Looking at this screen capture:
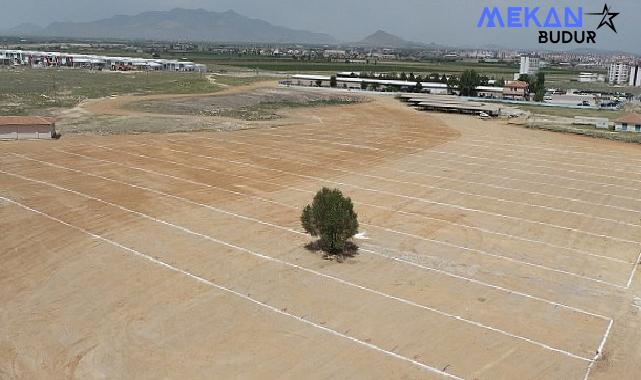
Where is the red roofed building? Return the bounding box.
[0,116,57,140]
[502,80,529,101]
[614,113,641,133]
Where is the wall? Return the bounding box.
[0,124,54,140]
[614,122,641,132]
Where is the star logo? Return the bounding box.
[587,4,620,33]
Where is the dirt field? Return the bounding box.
[126,87,361,120]
[2,90,641,380]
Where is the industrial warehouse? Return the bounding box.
[287,74,530,102]
[0,49,207,72]
[398,94,502,116]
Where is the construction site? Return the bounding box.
[3,80,641,380]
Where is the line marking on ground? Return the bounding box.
[12,152,620,319]
[255,131,641,194]
[582,319,614,380]
[184,136,641,228]
[104,141,641,246]
[86,140,634,265]
[626,250,641,288]
[10,152,615,320]
[206,136,641,216]
[0,168,602,361]
[48,149,635,288]
[288,126,641,178]
[263,126,641,180]
[0,195,464,380]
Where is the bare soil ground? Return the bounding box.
[2,90,641,380]
[55,81,360,135]
[126,87,362,120]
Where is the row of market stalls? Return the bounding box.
[0,49,207,72]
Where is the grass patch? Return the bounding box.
[190,56,520,76]
[521,122,641,144]
[211,74,275,87]
[0,67,217,115]
[204,98,361,120]
[518,104,626,120]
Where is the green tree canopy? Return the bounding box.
[301,188,359,253]
[458,70,481,96]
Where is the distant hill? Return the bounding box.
[5,8,337,44]
[2,23,43,36]
[358,30,423,48]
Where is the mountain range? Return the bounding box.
[0,8,434,48]
[1,8,337,44]
[357,30,425,48]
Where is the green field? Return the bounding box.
[518,104,626,119]
[522,122,641,144]
[41,49,525,77]
[0,68,270,116]
[189,56,521,77]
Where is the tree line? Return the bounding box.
[334,70,545,101]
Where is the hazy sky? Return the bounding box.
[3,0,640,52]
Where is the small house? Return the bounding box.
[502,81,529,101]
[614,113,641,133]
[0,117,56,140]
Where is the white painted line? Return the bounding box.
[357,243,610,321]
[95,140,634,265]
[284,124,641,173]
[274,131,641,205]
[247,129,641,194]
[290,119,638,167]
[461,135,641,168]
[213,136,641,216]
[8,155,610,320]
[426,149,641,188]
[0,170,597,362]
[361,222,626,290]
[626,250,641,288]
[65,137,641,207]
[354,201,630,265]
[292,126,641,177]
[255,131,641,194]
[449,143,641,178]
[189,137,641,228]
[50,148,634,287]
[0,195,463,380]
[11,153,616,320]
[120,142,641,246]
[582,319,614,380]
[393,168,641,214]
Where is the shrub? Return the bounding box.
[301,188,359,254]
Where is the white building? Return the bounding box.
[519,55,540,76]
[629,65,641,87]
[323,50,347,58]
[577,72,605,83]
[0,49,207,72]
[288,74,452,94]
[614,114,641,132]
[608,63,630,85]
[0,117,56,140]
